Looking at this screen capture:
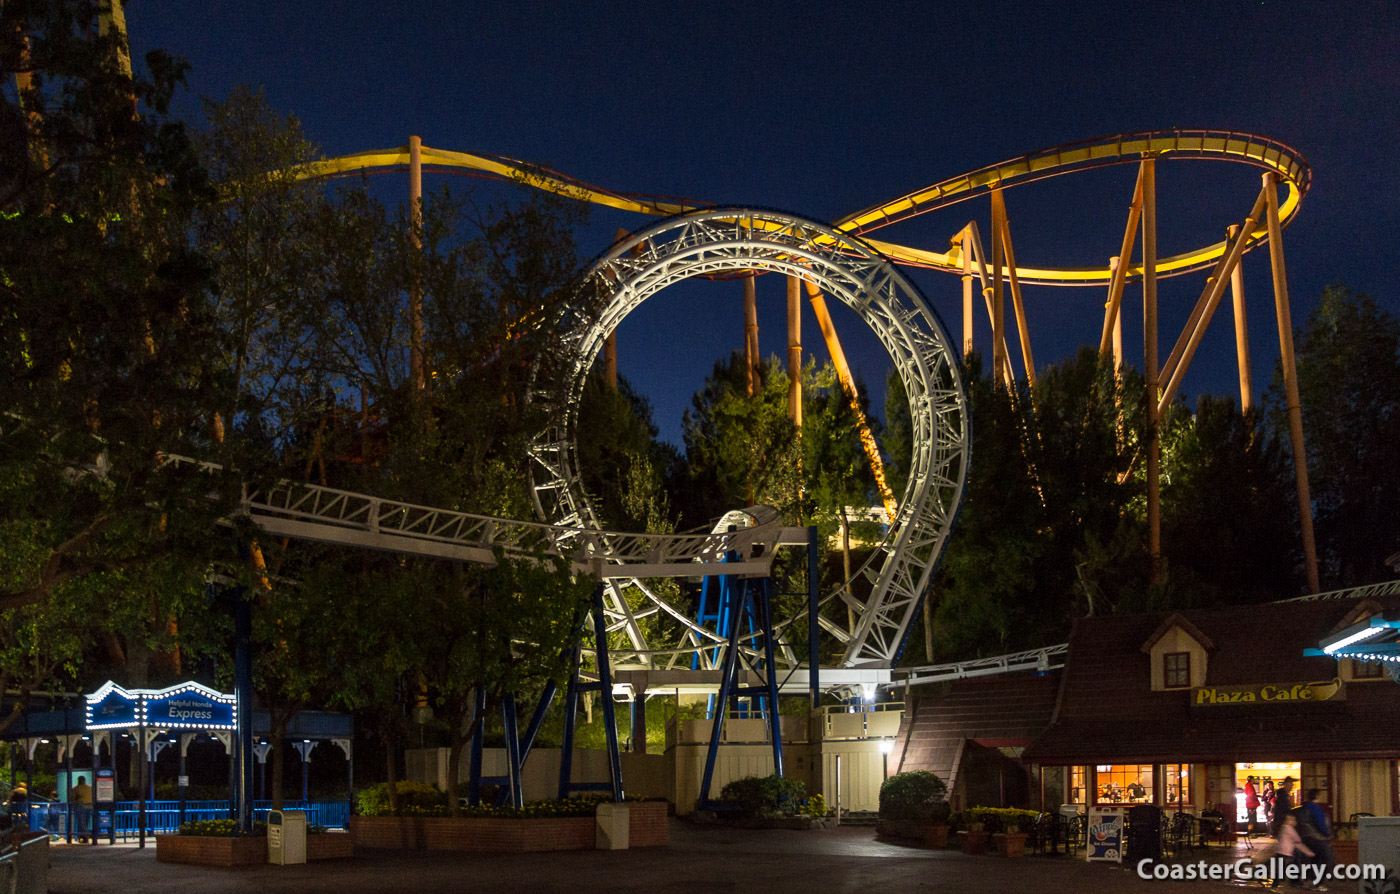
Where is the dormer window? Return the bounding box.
[1164,652,1191,689]
[1141,612,1214,692]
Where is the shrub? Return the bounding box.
[356,782,448,817]
[178,819,268,837]
[965,807,1039,833]
[801,794,829,818]
[878,771,949,824]
[719,774,807,818]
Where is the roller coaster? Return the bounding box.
[236,128,1319,688]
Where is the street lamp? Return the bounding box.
[879,737,895,781]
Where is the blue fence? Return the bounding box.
[19,799,350,838]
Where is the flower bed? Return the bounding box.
[155,833,266,868]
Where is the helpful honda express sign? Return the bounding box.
[144,686,235,730]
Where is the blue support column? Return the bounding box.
[756,578,784,776]
[591,593,624,803]
[468,687,486,806]
[556,646,581,801]
[501,696,523,808]
[233,588,254,833]
[557,585,624,802]
[698,574,747,811]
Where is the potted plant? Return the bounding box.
[997,811,1034,857]
[924,800,952,849]
[960,810,989,855]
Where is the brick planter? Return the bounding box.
[307,831,355,861]
[351,815,593,852]
[627,801,669,847]
[155,834,265,868]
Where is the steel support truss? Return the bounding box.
[529,208,970,668]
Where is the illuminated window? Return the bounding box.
[1163,763,1191,806]
[1069,766,1086,804]
[1095,765,1154,804]
[1164,652,1191,689]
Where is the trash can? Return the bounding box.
[267,809,307,865]
[1358,816,1400,893]
[1124,805,1161,864]
[596,802,630,850]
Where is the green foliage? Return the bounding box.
[963,807,1039,833]
[718,774,807,818]
[356,782,610,819]
[878,771,949,823]
[179,820,268,837]
[1270,285,1400,587]
[356,781,446,817]
[800,793,829,818]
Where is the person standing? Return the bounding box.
[1245,776,1262,827]
[1299,789,1335,878]
[69,775,92,842]
[1271,778,1295,838]
[5,782,27,825]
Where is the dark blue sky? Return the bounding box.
[128,1,1400,447]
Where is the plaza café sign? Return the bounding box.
[1191,678,1343,707]
[85,680,237,731]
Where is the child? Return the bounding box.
[1276,814,1318,889]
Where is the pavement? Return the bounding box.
[44,822,1318,894]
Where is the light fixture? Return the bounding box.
[878,739,895,755]
[1322,622,1388,655]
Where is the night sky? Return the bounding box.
[127,1,1400,447]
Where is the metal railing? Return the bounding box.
[21,799,349,839]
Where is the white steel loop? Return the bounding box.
[530,208,971,668]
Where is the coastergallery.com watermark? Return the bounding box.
[1136,858,1388,885]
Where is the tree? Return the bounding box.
[1271,285,1400,587]
[0,2,237,696]
[1159,397,1300,602]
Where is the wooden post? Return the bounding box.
[1142,159,1161,583]
[787,275,802,426]
[1228,224,1253,413]
[409,135,425,393]
[1263,173,1320,593]
[961,230,974,357]
[990,189,1007,386]
[744,275,759,398]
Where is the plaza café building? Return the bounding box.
[1022,593,1400,827]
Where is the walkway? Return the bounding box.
[43,821,1300,894]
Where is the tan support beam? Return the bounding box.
[960,228,974,357]
[1263,172,1321,594]
[803,281,897,521]
[964,223,1016,384]
[604,227,631,389]
[1098,167,1146,357]
[1142,158,1161,582]
[990,189,1008,386]
[1228,224,1254,413]
[787,275,802,426]
[1110,259,1124,371]
[409,135,425,393]
[744,275,759,398]
[1157,192,1267,416]
[995,203,1036,385]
